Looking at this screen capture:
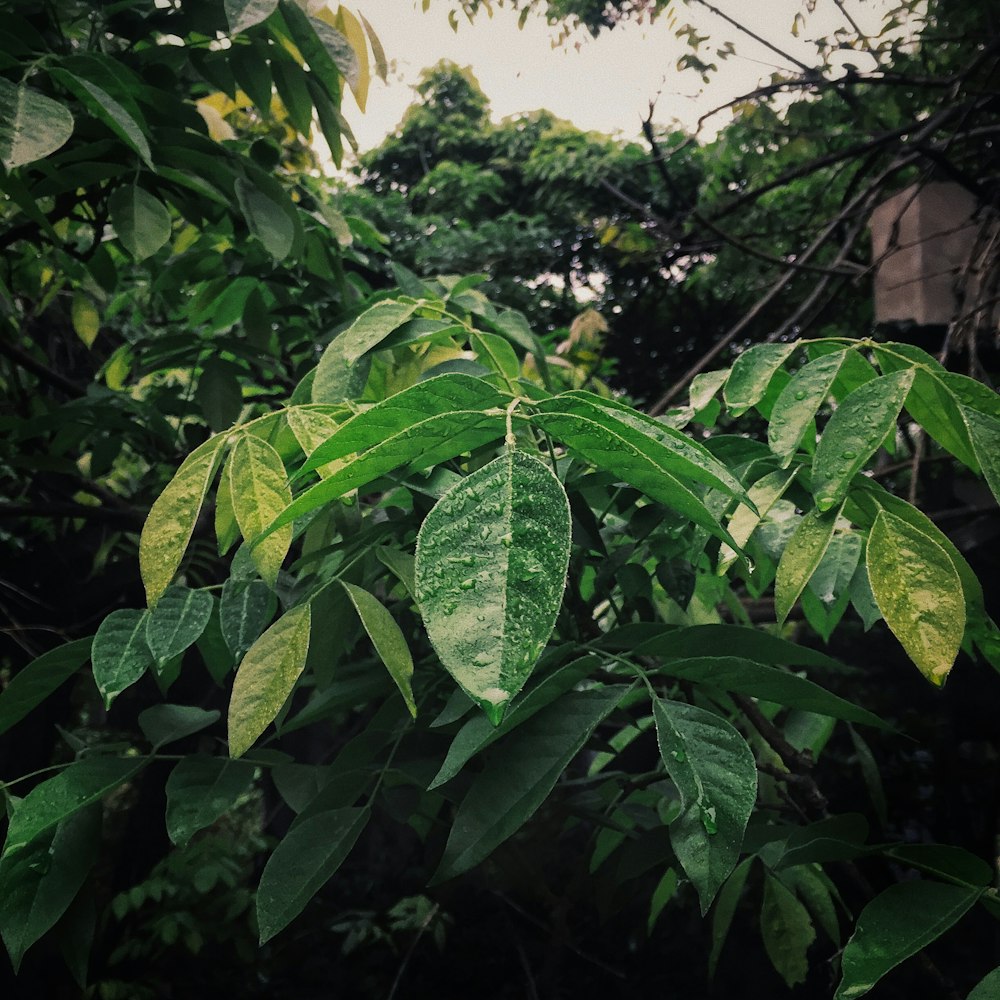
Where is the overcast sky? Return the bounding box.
[342,0,904,155]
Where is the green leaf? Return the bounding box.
[220,578,276,662]
[968,967,1000,1000]
[835,882,981,1000]
[228,603,311,758]
[761,873,816,987]
[49,71,151,166]
[215,461,240,555]
[269,377,508,537]
[0,639,91,737]
[235,176,294,261]
[226,0,279,35]
[375,547,416,599]
[708,857,753,979]
[165,756,256,846]
[92,609,155,707]
[108,185,171,261]
[256,806,369,943]
[775,505,842,624]
[432,686,626,882]
[229,434,293,587]
[647,867,678,933]
[144,586,213,665]
[0,808,99,972]
[70,292,100,347]
[530,409,741,550]
[0,79,74,168]
[2,758,144,858]
[962,405,1000,507]
[866,510,965,685]
[718,467,798,573]
[140,437,227,606]
[652,697,757,913]
[415,450,571,724]
[341,582,416,717]
[196,360,243,431]
[812,370,913,510]
[306,14,360,93]
[536,391,747,498]
[646,656,887,729]
[768,350,847,464]
[313,300,419,403]
[723,343,796,416]
[138,704,220,749]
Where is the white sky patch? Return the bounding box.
[341,0,913,156]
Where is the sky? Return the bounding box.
[340,0,907,156]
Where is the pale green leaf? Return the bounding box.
[761,873,815,987]
[341,581,416,717]
[415,450,571,724]
[690,369,729,411]
[812,370,913,510]
[723,343,796,416]
[2,758,144,857]
[835,882,981,1000]
[229,434,292,586]
[962,405,1000,507]
[138,704,220,749]
[866,510,964,685]
[92,609,155,707]
[220,577,276,662]
[359,12,388,81]
[0,79,74,168]
[235,177,294,261]
[432,687,626,882]
[308,14,360,93]
[0,808,99,972]
[312,300,420,404]
[228,603,311,758]
[49,71,151,166]
[70,292,100,347]
[775,505,842,624]
[652,697,757,913]
[165,755,256,845]
[768,350,847,463]
[718,467,798,573]
[0,639,92,737]
[108,185,171,261]
[215,461,239,555]
[144,586,213,665]
[256,806,369,943]
[140,436,227,606]
[225,0,279,34]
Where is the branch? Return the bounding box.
[0,333,84,397]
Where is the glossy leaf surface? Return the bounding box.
[92,609,155,707]
[108,185,171,261]
[723,343,796,415]
[653,697,757,913]
[866,510,964,685]
[415,450,571,723]
[144,586,213,665]
[775,506,842,624]
[768,350,847,463]
[0,80,74,168]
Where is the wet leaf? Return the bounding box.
[962,405,1000,507]
[835,882,981,999]
[775,505,842,624]
[220,578,276,662]
[228,604,311,758]
[718,467,798,573]
[341,582,416,717]
[92,609,155,707]
[140,437,226,606]
[866,510,964,685]
[0,639,92,737]
[768,350,847,464]
[144,586,213,665]
[415,450,571,723]
[723,343,796,416]
[108,185,171,261]
[652,697,757,913]
[229,434,292,586]
[812,370,913,510]
[257,807,369,943]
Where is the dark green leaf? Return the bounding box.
[144,586,213,665]
[235,176,294,261]
[709,857,753,979]
[761,873,815,987]
[256,806,369,943]
[962,405,1000,507]
[0,639,91,737]
[138,705,220,749]
[653,697,757,912]
[768,350,847,464]
[165,755,256,845]
[968,967,1000,1000]
[226,0,279,35]
[92,609,155,707]
[220,578,276,662]
[108,185,171,261]
[723,343,796,416]
[775,505,843,624]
